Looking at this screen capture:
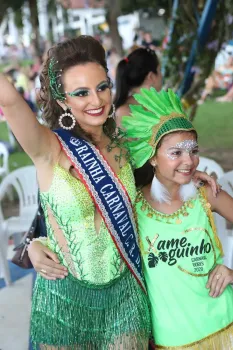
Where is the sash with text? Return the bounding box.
[54,129,146,292]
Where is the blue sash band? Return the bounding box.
[54,129,146,292]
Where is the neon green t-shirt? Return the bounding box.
[136,187,233,348]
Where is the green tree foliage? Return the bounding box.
[162,0,233,120]
[0,0,24,24]
[14,8,24,29]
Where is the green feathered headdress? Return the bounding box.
[122,88,196,168]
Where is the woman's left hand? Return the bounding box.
[192,170,221,197]
[206,264,233,297]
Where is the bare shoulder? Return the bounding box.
[116,104,131,117]
[115,104,131,128]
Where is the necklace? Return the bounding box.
[136,189,194,225]
[105,128,130,168]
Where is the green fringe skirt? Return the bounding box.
[30,269,151,349]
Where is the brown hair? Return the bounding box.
[39,35,115,140]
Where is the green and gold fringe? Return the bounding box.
[30,269,151,349]
[155,321,233,349]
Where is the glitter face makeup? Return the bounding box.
[166,140,199,160]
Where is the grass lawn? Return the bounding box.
[0,121,10,141]
[193,100,233,149]
[0,121,32,171]
[0,99,233,172]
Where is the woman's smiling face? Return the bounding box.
[59,62,112,131]
[152,131,199,187]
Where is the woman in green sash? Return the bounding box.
[122,88,233,349]
[0,36,151,349]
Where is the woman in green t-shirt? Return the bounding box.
[122,88,233,349]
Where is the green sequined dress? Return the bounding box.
[30,163,150,349]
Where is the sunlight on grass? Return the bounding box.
[193,101,233,149]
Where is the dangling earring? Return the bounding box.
[108,104,116,119]
[150,165,171,204]
[58,108,76,130]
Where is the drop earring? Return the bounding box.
[58,108,76,130]
[108,104,116,119]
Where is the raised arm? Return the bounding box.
[0,73,56,163]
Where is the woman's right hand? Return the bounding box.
[28,241,68,280]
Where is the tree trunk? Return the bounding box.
[28,0,40,56]
[105,0,123,56]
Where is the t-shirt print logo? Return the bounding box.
[148,251,168,268]
[146,234,168,268]
[145,228,216,276]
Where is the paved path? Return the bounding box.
[0,246,34,350]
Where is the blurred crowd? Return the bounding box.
[0,27,165,122]
[1,27,233,125]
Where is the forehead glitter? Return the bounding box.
[167,140,199,160]
[174,140,198,151]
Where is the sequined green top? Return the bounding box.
[40,163,137,286]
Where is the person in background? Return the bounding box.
[199,56,233,103]
[29,56,43,81]
[17,87,37,114]
[114,47,162,127]
[216,83,233,102]
[142,31,160,51]
[14,63,30,96]
[133,27,145,46]
[102,33,113,57]
[107,47,122,91]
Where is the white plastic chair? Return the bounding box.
[214,170,233,269]
[0,166,38,285]
[0,142,9,178]
[197,156,224,179]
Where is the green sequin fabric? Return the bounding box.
[40,163,137,285]
[31,269,150,349]
[155,117,194,144]
[30,163,151,349]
